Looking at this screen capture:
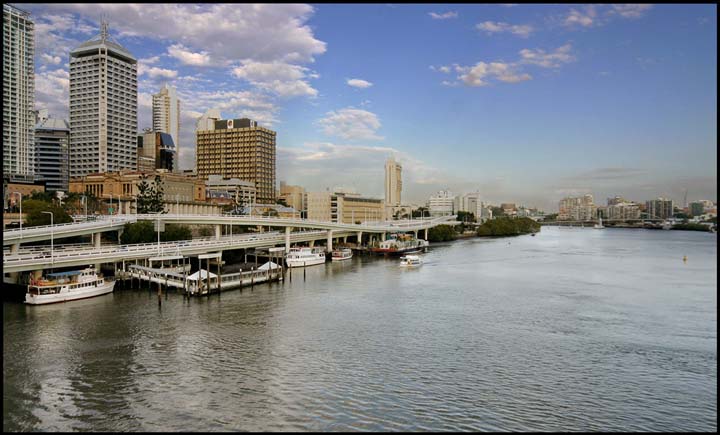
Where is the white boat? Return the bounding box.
[331,248,353,261]
[594,216,605,229]
[399,255,423,267]
[286,247,327,268]
[25,267,115,305]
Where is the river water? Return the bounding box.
[3,227,717,431]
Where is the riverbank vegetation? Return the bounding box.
[427,224,458,242]
[671,223,713,232]
[476,217,541,237]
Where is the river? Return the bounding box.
[3,227,717,431]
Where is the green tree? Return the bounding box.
[491,207,505,217]
[120,221,156,244]
[427,224,458,242]
[198,226,213,237]
[411,207,429,218]
[24,200,73,227]
[161,224,192,242]
[477,217,540,237]
[136,174,166,213]
[456,211,476,223]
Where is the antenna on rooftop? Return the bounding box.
[100,15,109,42]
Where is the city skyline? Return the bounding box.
[18,3,718,210]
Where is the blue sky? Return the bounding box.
[20,3,717,210]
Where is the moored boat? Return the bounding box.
[25,267,115,305]
[286,247,327,268]
[331,248,353,261]
[371,234,429,256]
[399,255,423,267]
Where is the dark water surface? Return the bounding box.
[3,227,717,431]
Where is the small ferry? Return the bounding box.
[399,255,423,267]
[371,234,429,256]
[331,248,353,261]
[26,267,115,305]
[286,247,327,268]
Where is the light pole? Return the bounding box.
[81,194,87,221]
[176,193,179,220]
[12,191,22,238]
[41,211,54,266]
[104,193,113,216]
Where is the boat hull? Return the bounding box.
[286,256,326,268]
[331,254,353,261]
[25,280,116,305]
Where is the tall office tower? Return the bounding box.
[3,4,35,177]
[384,155,402,207]
[35,117,70,191]
[196,117,277,203]
[152,83,180,169]
[69,19,137,177]
[645,197,674,220]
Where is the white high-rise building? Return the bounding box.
[152,83,180,168]
[69,19,137,177]
[385,155,402,207]
[428,190,456,216]
[3,4,35,177]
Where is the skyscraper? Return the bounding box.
[3,4,35,177]
[152,83,180,169]
[69,19,137,177]
[385,155,402,208]
[35,117,70,191]
[196,117,276,203]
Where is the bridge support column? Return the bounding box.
[424,228,428,241]
[357,231,363,246]
[414,230,418,239]
[285,226,292,252]
[309,240,315,247]
[215,224,221,240]
[8,244,20,283]
[94,233,102,248]
[381,232,386,241]
[327,230,333,252]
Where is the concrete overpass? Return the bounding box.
[3,229,356,273]
[3,214,458,246]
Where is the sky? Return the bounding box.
[19,3,718,211]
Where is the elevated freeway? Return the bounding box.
[3,229,354,273]
[3,214,458,246]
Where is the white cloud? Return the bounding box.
[34,68,70,118]
[139,56,160,64]
[564,6,597,27]
[610,4,653,19]
[167,44,214,67]
[519,44,575,68]
[317,108,384,141]
[476,21,534,38]
[347,78,373,88]
[433,44,574,87]
[41,53,62,65]
[232,60,318,98]
[456,62,532,86]
[429,11,458,20]
[26,4,326,65]
[138,64,178,79]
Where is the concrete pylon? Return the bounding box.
[285,226,293,251]
[357,231,363,246]
[424,228,428,240]
[215,224,221,240]
[327,230,333,252]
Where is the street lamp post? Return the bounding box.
[104,193,113,216]
[41,211,54,266]
[12,192,22,238]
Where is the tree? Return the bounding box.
[198,226,213,237]
[412,207,429,218]
[477,217,540,237]
[491,207,505,217]
[136,174,166,213]
[161,224,192,242]
[120,221,156,244]
[427,224,458,242]
[24,200,73,227]
[456,211,475,223]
